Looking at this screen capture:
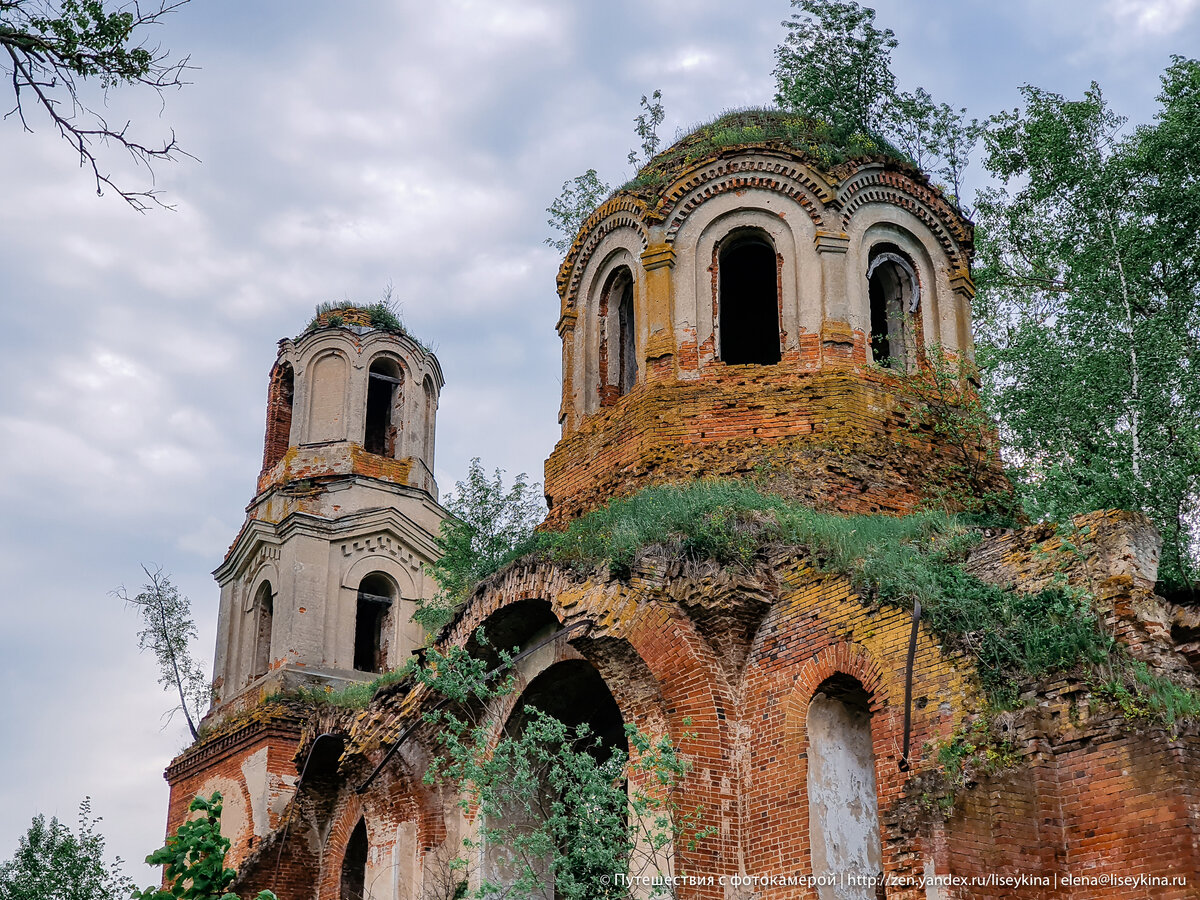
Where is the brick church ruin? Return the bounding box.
[163,112,1200,899]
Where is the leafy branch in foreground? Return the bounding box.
[115,565,209,740]
[133,792,276,900]
[0,0,194,209]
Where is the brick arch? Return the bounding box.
[838,168,972,270]
[317,793,366,900]
[437,563,738,887]
[781,642,921,892]
[783,642,889,750]
[558,197,651,308]
[662,157,830,241]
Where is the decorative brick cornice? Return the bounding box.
[164,716,305,784]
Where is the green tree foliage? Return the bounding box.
[0,0,192,209]
[545,168,611,254]
[133,793,275,900]
[772,0,897,139]
[115,566,210,740]
[0,799,132,900]
[418,459,545,631]
[772,1,979,204]
[546,88,666,253]
[974,60,1200,592]
[417,644,711,899]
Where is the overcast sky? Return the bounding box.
[1,0,1197,884]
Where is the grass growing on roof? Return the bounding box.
[427,480,1117,707]
[290,667,412,709]
[615,107,914,200]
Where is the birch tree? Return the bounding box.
[974,62,1200,593]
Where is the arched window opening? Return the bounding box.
[354,573,394,674]
[262,363,294,470]
[617,277,637,396]
[597,267,637,406]
[339,818,368,900]
[422,375,436,467]
[251,582,273,681]
[867,246,919,371]
[807,675,882,898]
[364,358,402,457]
[719,235,780,365]
[485,660,627,898]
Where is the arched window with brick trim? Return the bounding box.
[339,818,368,900]
[807,674,882,896]
[262,362,294,470]
[867,244,920,371]
[598,266,637,405]
[718,231,780,365]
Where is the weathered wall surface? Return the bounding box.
[204,511,1200,900]
[543,367,1006,527]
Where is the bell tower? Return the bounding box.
[211,306,446,710]
[164,307,446,865]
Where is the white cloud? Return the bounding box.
[1104,0,1200,36]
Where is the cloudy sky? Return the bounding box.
[1,0,1197,883]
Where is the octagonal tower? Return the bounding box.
[211,306,447,712]
[544,111,1000,526]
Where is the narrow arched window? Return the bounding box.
[807,675,882,895]
[339,818,368,900]
[867,247,919,371]
[251,583,273,681]
[422,376,436,467]
[364,358,402,456]
[617,277,637,396]
[262,363,294,470]
[354,573,394,673]
[719,234,780,365]
[597,267,637,405]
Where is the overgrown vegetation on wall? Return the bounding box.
[421,479,1196,718]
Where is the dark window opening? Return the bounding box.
[339,818,368,900]
[617,278,637,395]
[868,247,917,371]
[262,363,294,470]
[354,573,393,673]
[719,237,780,365]
[364,359,401,456]
[868,270,893,365]
[251,583,273,681]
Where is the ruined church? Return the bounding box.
[163,112,1200,899]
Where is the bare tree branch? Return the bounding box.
[0,0,195,210]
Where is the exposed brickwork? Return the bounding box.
[164,715,303,871]
[544,366,1006,527]
[260,361,294,475]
